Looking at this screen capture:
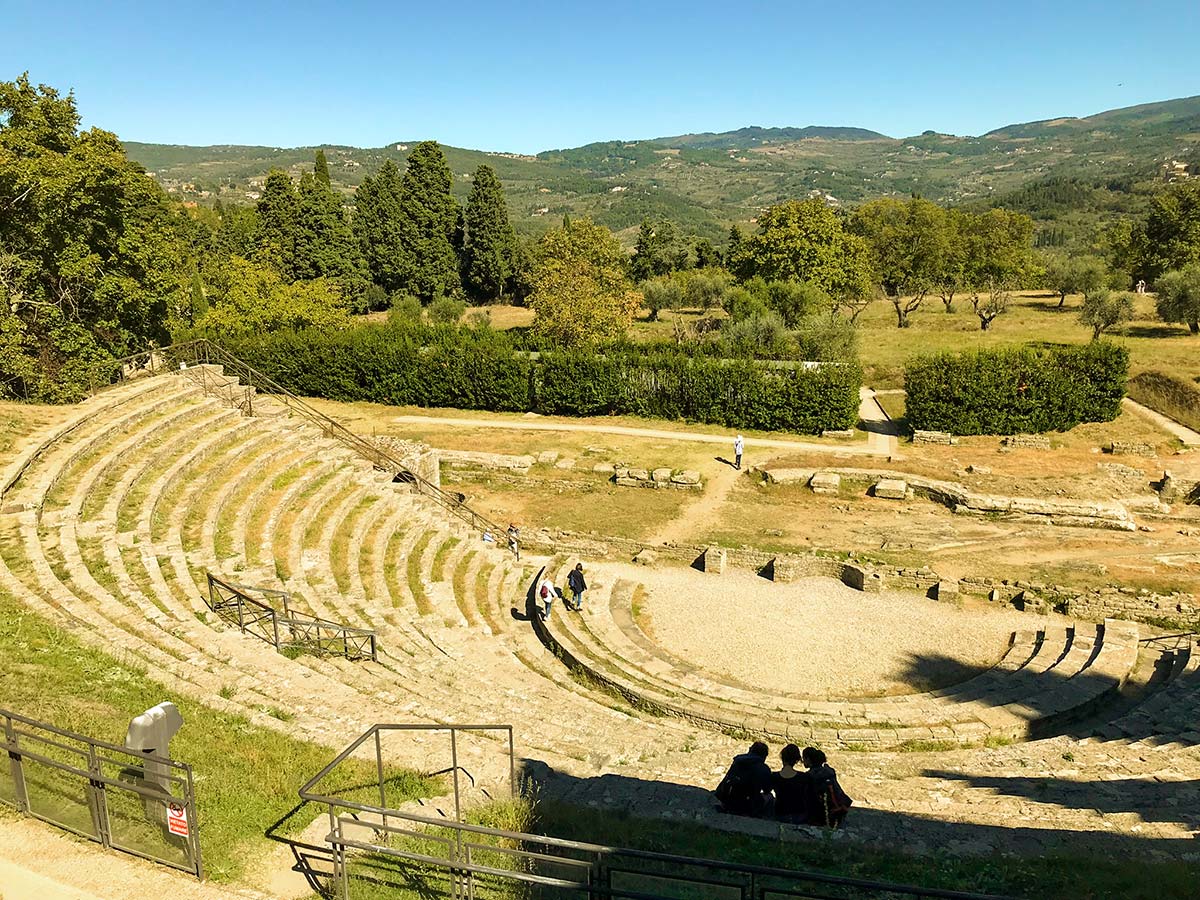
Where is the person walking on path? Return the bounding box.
[567,563,587,612]
[538,574,558,620]
[734,433,744,470]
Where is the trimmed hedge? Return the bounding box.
[1127,370,1200,433]
[225,326,861,433]
[904,342,1128,435]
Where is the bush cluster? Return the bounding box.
[226,325,861,433]
[904,342,1128,435]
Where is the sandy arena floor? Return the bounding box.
[622,566,1052,697]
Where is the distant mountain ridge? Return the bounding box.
[124,94,1200,246]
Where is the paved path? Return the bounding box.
[857,387,902,457]
[391,415,896,457]
[1122,397,1200,446]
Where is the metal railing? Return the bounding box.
[206,573,377,661]
[88,340,513,549]
[1139,631,1198,651]
[1,707,203,878]
[298,724,1022,900]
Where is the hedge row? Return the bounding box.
[224,327,861,433]
[1127,370,1200,433]
[904,342,1128,435]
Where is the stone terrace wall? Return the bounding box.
[526,528,1198,629]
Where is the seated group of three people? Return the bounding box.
[715,741,852,827]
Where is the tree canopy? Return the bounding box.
[461,164,517,302]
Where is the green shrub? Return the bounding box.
[227,324,861,433]
[904,342,1128,435]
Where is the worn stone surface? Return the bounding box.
[702,546,726,574]
[1002,434,1052,450]
[809,472,841,495]
[671,470,701,485]
[935,580,960,602]
[873,478,908,500]
[632,549,657,566]
[763,467,813,485]
[592,463,616,474]
[536,450,560,465]
[820,429,855,439]
[913,430,956,445]
[651,467,673,483]
[1110,440,1157,456]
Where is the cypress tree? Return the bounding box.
[396,140,461,300]
[462,164,516,302]
[295,169,361,282]
[353,160,408,293]
[255,169,298,278]
[314,148,331,187]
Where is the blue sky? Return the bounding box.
[8,0,1198,153]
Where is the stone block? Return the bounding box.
[651,467,673,483]
[536,451,559,465]
[821,429,855,439]
[703,546,726,574]
[615,477,651,488]
[935,580,960,602]
[913,430,956,445]
[809,472,841,495]
[671,470,701,485]
[1109,441,1156,456]
[763,468,813,485]
[1002,434,1051,450]
[555,458,576,469]
[633,549,657,566]
[592,463,615,474]
[873,478,908,500]
[626,468,650,481]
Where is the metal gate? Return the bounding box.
[1,707,203,878]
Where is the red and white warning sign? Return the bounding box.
[166,802,189,838]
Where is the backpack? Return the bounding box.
[540,584,550,599]
[814,768,852,827]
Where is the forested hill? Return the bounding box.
[124,94,1200,246]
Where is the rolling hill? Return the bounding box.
[124,94,1200,246]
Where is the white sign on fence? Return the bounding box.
[166,802,189,838]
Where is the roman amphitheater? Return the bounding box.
[2,353,1198,898]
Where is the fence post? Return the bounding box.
[86,742,109,849]
[3,715,29,812]
[186,764,204,880]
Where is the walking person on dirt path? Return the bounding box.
[734,433,744,470]
[567,563,587,612]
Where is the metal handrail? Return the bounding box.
[206,573,377,661]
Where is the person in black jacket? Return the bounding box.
[714,741,773,817]
[802,747,852,828]
[771,743,810,823]
[566,563,587,612]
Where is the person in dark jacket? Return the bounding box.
[771,743,810,823]
[714,741,773,817]
[566,563,587,611]
[802,747,852,827]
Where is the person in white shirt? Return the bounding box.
[734,434,745,470]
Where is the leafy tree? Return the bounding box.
[694,239,721,269]
[395,141,461,300]
[353,161,408,293]
[0,74,184,400]
[734,199,873,302]
[723,284,770,323]
[461,165,517,302]
[852,197,949,327]
[196,257,348,337]
[937,209,969,312]
[641,275,684,321]
[1155,263,1200,334]
[1044,255,1106,308]
[314,148,331,187]
[719,310,792,359]
[1141,181,1200,279]
[630,217,689,281]
[1079,290,1134,340]
[963,208,1036,288]
[529,219,639,348]
[681,268,731,310]
[969,282,1011,331]
[254,169,299,277]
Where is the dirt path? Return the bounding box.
[0,818,262,900]
[1122,397,1200,447]
[648,460,743,545]
[391,415,894,457]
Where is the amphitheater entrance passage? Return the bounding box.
[298,724,1019,900]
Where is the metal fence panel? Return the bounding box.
[19,753,101,839]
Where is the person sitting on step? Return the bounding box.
[771,743,810,824]
[714,741,773,817]
[801,746,852,828]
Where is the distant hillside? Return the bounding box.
[124,95,1200,247]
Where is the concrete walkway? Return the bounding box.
[392,414,897,457]
[1122,397,1200,446]
[857,387,902,457]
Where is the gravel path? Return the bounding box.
[623,566,1048,697]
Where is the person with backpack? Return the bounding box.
[537,575,558,621]
[566,563,587,612]
[714,741,773,817]
[801,746,852,828]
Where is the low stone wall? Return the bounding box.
[440,449,534,473]
[760,465,1137,531]
[613,465,702,491]
[1109,441,1157,456]
[913,430,956,445]
[1002,434,1052,450]
[523,528,1197,629]
[373,437,441,488]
